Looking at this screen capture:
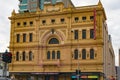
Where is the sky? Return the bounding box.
[0,0,120,66]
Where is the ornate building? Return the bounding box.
[9,0,116,80]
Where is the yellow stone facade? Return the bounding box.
[9,1,116,80]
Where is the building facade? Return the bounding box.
[9,0,116,80]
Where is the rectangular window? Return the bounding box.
[47,51,50,59]
[82,29,86,39]
[23,33,26,42]
[16,34,20,43]
[74,30,78,40]
[82,16,86,21]
[90,29,94,39]
[52,51,55,59]
[57,51,60,59]
[29,33,33,42]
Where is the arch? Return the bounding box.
[40,30,66,45]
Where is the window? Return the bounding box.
[16,52,19,61]
[90,49,94,59]
[74,30,78,40]
[23,22,27,26]
[23,33,26,42]
[52,51,55,59]
[29,51,33,61]
[82,16,86,21]
[49,38,59,44]
[82,49,86,59]
[29,33,33,42]
[90,29,94,39]
[17,22,20,26]
[51,19,55,24]
[82,29,86,39]
[74,49,78,59]
[30,21,33,26]
[75,17,79,22]
[16,34,20,43]
[90,16,94,20]
[57,51,60,59]
[47,51,50,59]
[42,20,46,24]
[61,18,65,23]
[22,51,26,61]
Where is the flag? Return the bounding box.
[93,8,96,40]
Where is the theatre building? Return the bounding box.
[9,0,116,80]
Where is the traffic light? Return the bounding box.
[2,52,12,63]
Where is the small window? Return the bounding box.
[23,22,27,26]
[75,17,79,22]
[30,21,33,26]
[82,16,86,21]
[51,19,55,23]
[90,16,94,20]
[61,18,65,23]
[17,22,20,26]
[42,20,46,24]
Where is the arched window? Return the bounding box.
[90,49,94,59]
[47,51,50,59]
[74,49,78,59]
[57,51,60,59]
[82,49,86,59]
[52,51,55,59]
[16,52,19,61]
[49,38,59,44]
[29,51,33,61]
[22,51,26,61]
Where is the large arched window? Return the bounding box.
[74,49,78,59]
[82,49,86,59]
[29,51,33,61]
[49,38,59,44]
[90,49,94,59]
[16,51,19,61]
[22,51,26,61]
